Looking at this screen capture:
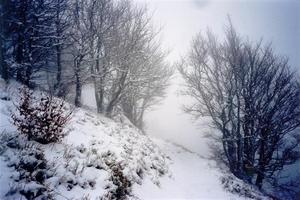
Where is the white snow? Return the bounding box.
[133,139,238,199]
[0,81,265,199]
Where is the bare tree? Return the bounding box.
[68,0,93,107]
[178,28,245,178]
[85,0,171,118]
[53,0,71,96]
[67,0,127,108]
[179,24,300,194]
[99,2,148,116]
[121,43,172,130]
[83,0,125,113]
[4,0,59,87]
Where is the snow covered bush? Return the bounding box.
[11,87,72,144]
[0,87,170,199]
[102,162,132,200]
[1,135,54,200]
[221,175,265,200]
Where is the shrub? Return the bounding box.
[12,87,72,144]
[102,162,132,200]
[5,142,53,200]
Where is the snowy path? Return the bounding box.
[133,139,237,200]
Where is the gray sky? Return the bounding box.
[134,0,300,151]
[136,0,299,67]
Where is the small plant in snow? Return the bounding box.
[4,140,53,199]
[221,175,264,200]
[102,162,132,200]
[11,87,72,144]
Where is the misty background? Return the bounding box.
[137,0,300,153]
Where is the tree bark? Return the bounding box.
[255,137,266,189]
[55,44,63,96]
[0,0,9,81]
[74,57,82,107]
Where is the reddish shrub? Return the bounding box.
[12,87,72,144]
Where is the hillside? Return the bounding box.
[0,82,266,199]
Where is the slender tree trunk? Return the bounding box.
[74,58,82,107]
[105,92,119,117]
[256,137,266,189]
[54,0,62,95]
[236,94,243,176]
[105,71,128,117]
[237,117,245,179]
[0,0,8,81]
[105,83,124,117]
[24,21,35,88]
[0,35,4,79]
[24,62,32,87]
[75,78,82,107]
[93,40,105,113]
[93,77,103,113]
[55,44,63,96]
[98,78,104,112]
[93,46,104,113]
[243,97,256,182]
[16,34,24,83]
[0,33,8,81]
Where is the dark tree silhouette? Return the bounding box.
[179,24,300,195]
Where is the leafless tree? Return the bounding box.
[68,0,93,107]
[53,0,72,97]
[179,24,300,194]
[81,0,172,119]
[82,0,127,113]
[121,42,172,130]
[1,0,59,87]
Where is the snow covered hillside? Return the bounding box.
[0,82,266,199]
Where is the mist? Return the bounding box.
[140,0,300,154]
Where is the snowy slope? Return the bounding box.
[133,139,269,200]
[0,83,169,199]
[133,139,234,199]
[0,82,266,200]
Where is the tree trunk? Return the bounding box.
[93,48,104,113]
[105,94,118,117]
[55,44,63,96]
[98,76,105,113]
[93,39,105,113]
[74,58,82,107]
[105,85,123,117]
[255,169,264,189]
[0,35,8,81]
[105,69,128,117]
[0,0,9,81]
[255,137,266,189]
[75,78,82,107]
[16,34,24,83]
[24,63,32,87]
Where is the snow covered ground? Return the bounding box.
[133,139,237,199]
[0,81,266,199]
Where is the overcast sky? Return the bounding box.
[134,0,300,151]
[136,0,299,67]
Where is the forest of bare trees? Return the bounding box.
[0,0,172,129]
[179,24,300,196]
